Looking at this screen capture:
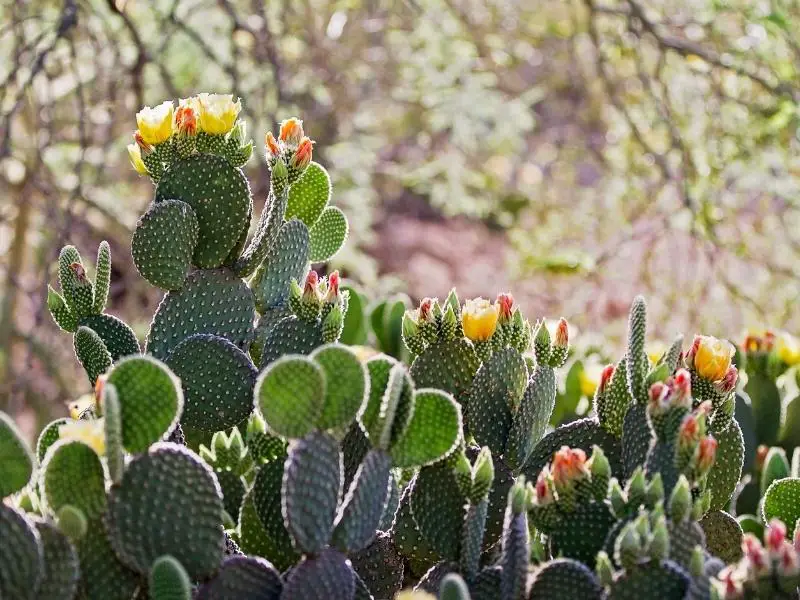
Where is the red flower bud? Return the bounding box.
[551,446,589,487]
[303,270,319,299]
[535,468,554,505]
[419,298,435,322]
[756,445,769,470]
[670,368,692,408]
[678,414,700,446]
[696,435,717,472]
[599,364,615,394]
[325,271,340,303]
[496,293,514,322]
[764,330,776,351]
[554,318,569,348]
[175,106,197,136]
[289,137,314,171]
[767,519,788,553]
[648,381,670,411]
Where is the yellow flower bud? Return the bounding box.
[127,143,148,175]
[66,394,95,420]
[461,298,498,342]
[776,331,800,366]
[693,335,734,382]
[196,93,241,135]
[135,101,174,145]
[58,418,106,456]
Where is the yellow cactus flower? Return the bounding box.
[196,93,241,135]
[461,298,499,342]
[776,332,800,366]
[67,394,95,420]
[127,143,148,175]
[692,335,734,382]
[135,100,174,145]
[59,418,106,456]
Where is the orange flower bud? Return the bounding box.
[325,271,340,303]
[551,446,589,487]
[279,117,304,147]
[174,105,197,136]
[696,435,717,472]
[289,137,314,171]
[554,318,569,348]
[265,131,280,160]
[670,368,692,408]
[303,270,319,300]
[599,364,615,394]
[534,468,554,505]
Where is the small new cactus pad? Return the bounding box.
[92,241,111,314]
[105,443,225,579]
[285,162,331,227]
[621,403,650,478]
[132,199,199,290]
[76,516,141,600]
[280,548,355,600]
[146,268,256,360]
[36,417,68,462]
[0,504,42,600]
[283,431,343,553]
[74,325,112,384]
[527,558,604,600]
[0,411,34,497]
[42,440,106,519]
[154,153,252,268]
[79,313,140,360]
[349,532,405,599]
[308,206,348,263]
[360,358,415,449]
[148,555,191,600]
[250,219,310,313]
[165,334,256,431]
[196,555,283,600]
[106,355,183,452]
[762,477,800,531]
[33,520,80,600]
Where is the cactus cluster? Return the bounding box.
[1,94,799,600]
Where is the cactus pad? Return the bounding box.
[350,531,404,600]
[132,199,199,290]
[106,443,225,579]
[506,364,556,471]
[258,317,326,367]
[283,431,343,553]
[549,502,616,567]
[281,548,355,600]
[0,411,34,497]
[250,460,301,571]
[528,558,603,600]
[106,355,182,452]
[165,334,256,431]
[250,306,292,365]
[77,516,141,600]
[361,358,415,449]
[155,154,251,268]
[389,481,441,577]
[390,389,462,468]
[286,162,331,227]
[607,561,689,599]
[410,463,466,561]
[42,440,106,519]
[707,419,744,511]
[36,418,68,462]
[251,219,310,313]
[196,555,283,600]
[79,313,141,360]
[148,556,191,600]
[308,206,348,263]
[762,477,800,532]
[92,240,111,313]
[147,268,255,360]
[410,339,480,406]
[699,510,743,564]
[311,344,368,432]
[621,404,650,478]
[34,520,80,600]
[74,326,112,385]
[0,504,42,600]
[255,355,326,438]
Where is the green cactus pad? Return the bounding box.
[389,481,441,578]
[415,563,457,595]
[250,307,292,365]
[77,516,141,600]
[522,417,623,482]
[155,154,251,268]
[92,240,111,313]
[132,199,199,290]
[361,358,415,450]
[106,355,182,453]
[342,423,371,488]
[332,448,392,553]
[468,348,528,459]
[626,296,648,405]
[483,460,515,550]
[42,440,106,519]
[148,556,191,600]
[762,477,800,532]
[471,565,503,600]
[761,447,790,495]
[699,510,743,564]
[146,268,256,360]
[308,206,348,263]
[196,556,282,600]
[74,326,112,385]
[57,245,82,309]
[281,549,355,600]
[667,520,705,570]
[340,285,367,346]
[0,504,42,600]
[250,461,301,571]
[283,431,342,554]
[607,561,689,599]
[621,404,650,478]
[250,219,310,314]
[410,463,466,561]
[549,502,616,567]
[286,162,331,227]
[350,531,404,600]
[79,313,141,360]
[745,372,781,446]
[410,338,480,406]
[602,358,632,437]
[0,411,34,497]
[237,492,279,564]
[48,286,78,332]
[232,183,285,279]
[528,558,603,600]
[36,418,68,462]
[165,334,256,431]
[506,364,556,471]
[259,317,326,367]
[390,389,461,468]
[255,355,326,438]
[106,443,225,579]
[34,520,80,600]
[707,419,744,511]
[311,344,368,432]
[215,469,246,522]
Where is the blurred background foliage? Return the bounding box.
[2,0,800,425]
